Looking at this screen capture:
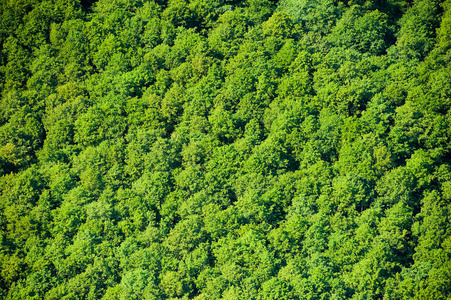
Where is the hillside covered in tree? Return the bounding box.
[1,0,451,298]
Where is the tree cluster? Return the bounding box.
[1,0,451,299]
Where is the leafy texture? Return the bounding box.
[0,0,450,299]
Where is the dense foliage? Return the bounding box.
[1,0,451,298]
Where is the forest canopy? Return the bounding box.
[1,0,451,299]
